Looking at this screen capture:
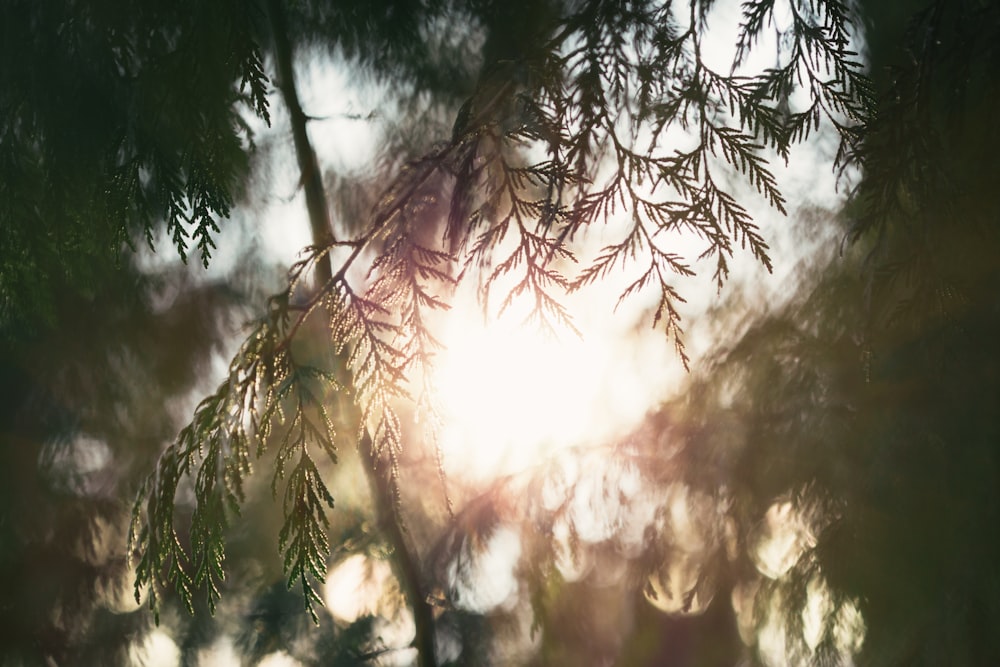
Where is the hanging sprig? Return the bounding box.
[129,288,343,621]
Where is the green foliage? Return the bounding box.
[847,0,1000,336]
[9,0,1000,664]
[126,0,874,637]
[0,260,254,664]
[0,0,270,331]
[128,284,344,623]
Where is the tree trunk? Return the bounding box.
[266,0,334,286]
[265,2,438,664]
[360,432,439,667]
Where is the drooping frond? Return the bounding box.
[129,291,340,622]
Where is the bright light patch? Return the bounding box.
[324,553,394,623]
[756,591,792,667]
[803,575,834,651]
[739,572,867,667]
[431,279,681,483]
[323,554,416,659]
[130,629,180,667]
[834,597,867,658]
[40,435,112,496]
[752,500,817,579]
[258,652,303,667]
[645,553,715,615]
[99,564,143,614]
[434,312,603,479]
[448,526,522,613]
[196,637,240,667]
[643,484,726,615]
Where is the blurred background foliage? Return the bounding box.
[1,0,999,665]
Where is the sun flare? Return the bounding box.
[428,280,683,484]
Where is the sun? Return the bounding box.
[427,280,683,484]
[432,309,594,480]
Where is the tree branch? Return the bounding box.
[265,4,437,664]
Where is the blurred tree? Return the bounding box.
[125,1,870,665]
[7,0,998,665]
[0,0,266,333]
[0,265,254,664]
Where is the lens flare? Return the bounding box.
[429,279,682,484]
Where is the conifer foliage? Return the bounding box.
[8,0,1000,664]
[122,0,872,644]
[0,0,270,332]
